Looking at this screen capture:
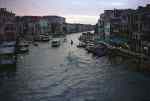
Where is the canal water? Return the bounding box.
[0,33,150,101]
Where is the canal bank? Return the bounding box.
[0,32,150,101]
[78,32,150,72]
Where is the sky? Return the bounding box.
[0,0,150,24]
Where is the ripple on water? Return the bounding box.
[1,33,150,101]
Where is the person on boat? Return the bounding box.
[71,40,73,45]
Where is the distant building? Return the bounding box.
[43,16,66,33]
[0,8,94,41]
[65,23,94,34]
[65,23,76,33]
[0,8,16,41]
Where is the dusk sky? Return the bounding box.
[0,0,150,24]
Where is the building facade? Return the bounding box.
[95,4,150,56]
[128,4,150,55]
[43,16,66,33]
[0,8,16,42]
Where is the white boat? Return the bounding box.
[51,39,61,47]
[40,35,50,42]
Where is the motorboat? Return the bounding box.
[41,35,50,42]
[34,34,50,42]
[51,39,61,47]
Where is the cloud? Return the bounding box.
[111,2,125,6]
[65,15,99,24]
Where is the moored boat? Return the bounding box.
[51,39,61,47]
[16,41,29,54]
[18,47,29,53]
[41,35,50,42]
